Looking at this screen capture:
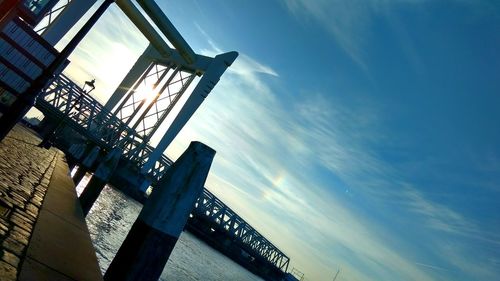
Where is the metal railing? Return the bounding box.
[35,73,172,181]
[193,188,290,272]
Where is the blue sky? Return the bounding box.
[56,0,500,280]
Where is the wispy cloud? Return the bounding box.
[283,0,429,74]
[61,7,500,280]
[164,21,500,279]
[283,0,497,75]
[402,187,474,234]
[415,262,450,272]
[164,27,449,281]
[285,0,373,70]
[60,6,148,102]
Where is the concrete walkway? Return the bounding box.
[0,125,102,281]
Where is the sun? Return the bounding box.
[135,84,158,106]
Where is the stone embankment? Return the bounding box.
[0,125,102,281]
[0,126,58,280]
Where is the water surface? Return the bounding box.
[76,179,264,281]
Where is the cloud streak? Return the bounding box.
[283,0,430,74]
[59,6,148,102]
[165,28,452,281]
[60,5,500,281]
[168,22,500,280]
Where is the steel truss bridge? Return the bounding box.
[36,70,290,275]
[194,189,290,270]
[18,0,291,274]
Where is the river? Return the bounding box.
[75,179,264,281]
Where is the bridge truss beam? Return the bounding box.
[193,189,290,272]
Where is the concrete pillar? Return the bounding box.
[79,147,122,216]
[66,156,77,170]
[138,178,151,194]
[82,146,100,167]
[67,143,86,170]
[41,0,98,45]
[103,141,215,281]
[71,166,88,186]
[72,145,100,185]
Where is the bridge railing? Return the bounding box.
[35,73,172,181]
[193,188,290,272]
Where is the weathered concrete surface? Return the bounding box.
[104,141,215,281]
[0,125,102,281]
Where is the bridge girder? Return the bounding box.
[192,189,290,271]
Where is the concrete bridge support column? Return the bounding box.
[66,143,86,171]
[37,116,59,140]
[66,156,77,171]
[103,141,215,281]
[79,147,122,216]
[71,167,87,185]
[72,145,100,185]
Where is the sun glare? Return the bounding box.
[135,84,158,106]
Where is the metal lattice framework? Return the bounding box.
[113,62,196,162]
[193,189,290,271]
[34,0,72,34]
[35,74,173,181]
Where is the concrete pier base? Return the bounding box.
[78,147,122,216]
[102,219,177,280]
[72,167,87,186]
[71,145,100,186]
[66,156,77,171]
[104,141,215,281]
[79,176,106,216]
